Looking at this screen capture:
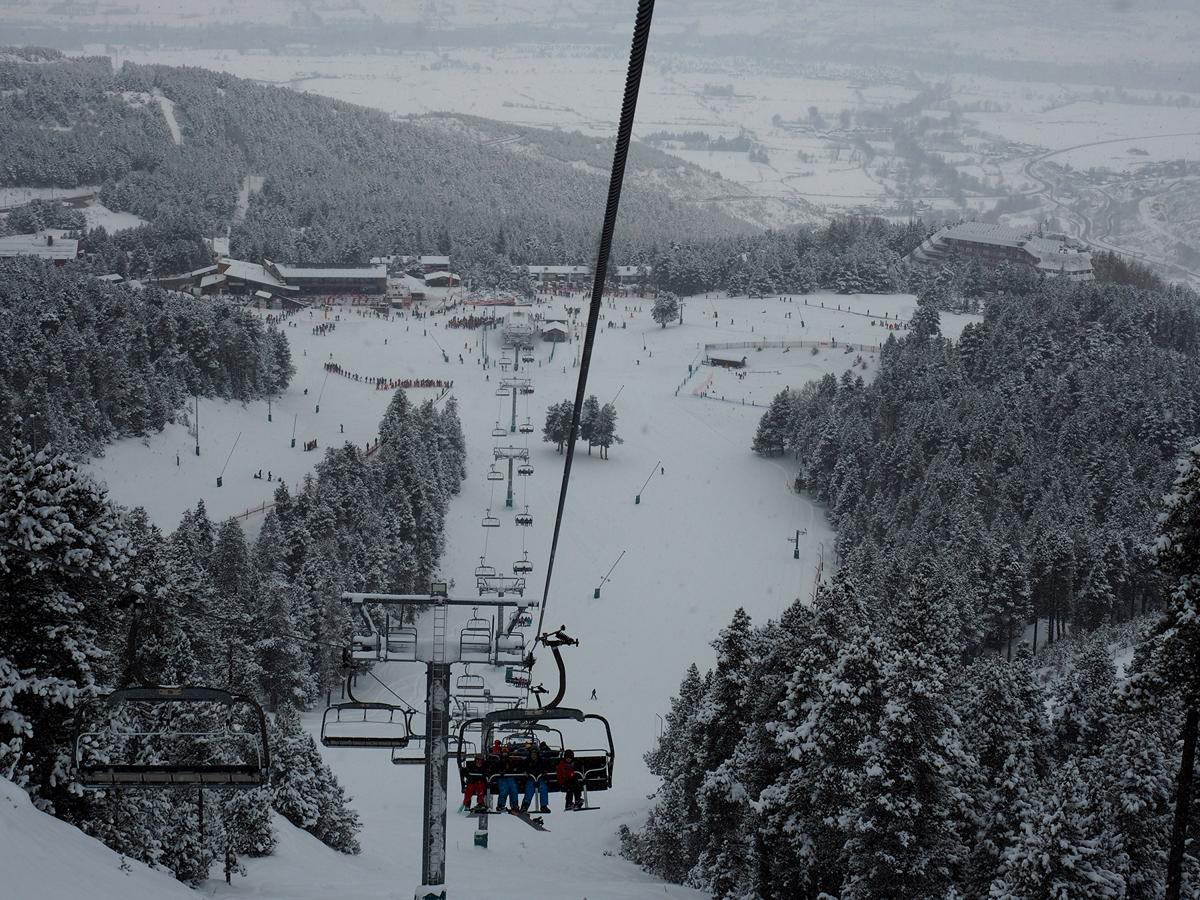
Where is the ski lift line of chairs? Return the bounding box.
[515,506,533,527]
[517,462,534,477]
[74,686,270,789]
[487,466,504,482]
[518,418,534,435]
[456,707,615,805]
[481,508,501,528]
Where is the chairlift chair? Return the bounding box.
[522,351,534,363]
[486,466,504,482]
[458,707,614,804]
[475,557,498,578]
[517,463,534,477]
[514,507,533,527]
[383,613,418,662]
[460,613,493,660]
[322,699,416,749]
[520,384,534,395]
[513,553,534,575]
[74,686,270,789]
[495,387,510,397]
[456,668,486,694]
[491,423,507,438]
[481,509,501,528]
[518,419,534,434]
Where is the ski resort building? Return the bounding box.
[0,230,80,264]
[542,321,570,342]
[419,255,450,273]
[615,264,652,285]
[706,352,747,369]
[526,264,590,285]
[910,222,1094,281]
[164,258,387,296]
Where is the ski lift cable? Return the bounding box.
[364,667,418,712]
[537,0,656,641]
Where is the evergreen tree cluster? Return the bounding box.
[755,279,1200,654]
[622,581,1197,898]
[0,390,466,883]
[648,218,928,298]
[543,395,622,458]
[0,261,293,454]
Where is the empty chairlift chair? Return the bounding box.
[475,557,498,579]
[495,386,510,397]
[460,613,493,661]
[481,509,501,528]
[321,678,416,749]
[456,666,486,694]
[74,686,270,789]
[383,613,418,662]
[491,422,507,438]
[487,466,504,482]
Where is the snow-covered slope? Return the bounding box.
[85,291,977,898]
[0,776,196,900]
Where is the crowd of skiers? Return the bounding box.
[460,740,586,814]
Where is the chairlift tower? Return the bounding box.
[499,377,532,433]
[340,587,538,900]
[492,444,530,508]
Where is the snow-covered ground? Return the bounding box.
[81,200,147,232]
[0,776,196,900]
[83,290,976,898]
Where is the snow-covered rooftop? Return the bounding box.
[219,257,289,288]
[420,254,450,266]
[272,263,387,281]
[527,265,590,275]
[0,231,79,261]
[940,222,1029,247]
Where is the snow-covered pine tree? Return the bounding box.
[989,762,1124,899]
[0,432,131,814]
[592,402,622,459]
[652,292,680,327]
[542,400,572,453]
[270,705,361,854]
[753,390,794,457]
[580,394,601,454]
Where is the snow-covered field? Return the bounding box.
[82,289,976,898]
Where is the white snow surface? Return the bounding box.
[80,290,977,898]
[0,776,196,900]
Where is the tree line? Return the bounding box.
[0,388,466,884]
[0,261,292,455]
[543,395,622,458]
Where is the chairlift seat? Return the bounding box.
[487,468,504,481]
[482,513,500,528]
[517,463,534,476]
[514,512,533,527]
[74,686,270,790]
[518,421,534,434]
[513,559,533,575]
[491,426,507,438]
[321,701,414,749]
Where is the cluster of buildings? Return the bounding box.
[910,222,1094,282]
[524,264,651,287]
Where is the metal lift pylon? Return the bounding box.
[341,589,539,900]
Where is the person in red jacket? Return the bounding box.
[462,754,487,812]
[556,749,584,811]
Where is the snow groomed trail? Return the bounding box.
[88,291,977,899]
